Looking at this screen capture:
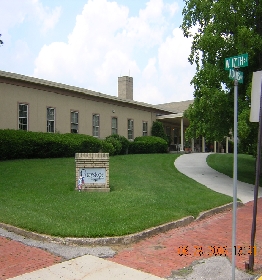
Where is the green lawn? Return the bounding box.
[0,154,232,237]
[207,153,261,185]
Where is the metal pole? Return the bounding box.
[248,79,262,270]
[232,75,238,280]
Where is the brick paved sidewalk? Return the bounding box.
[110,198,262,278]
[0,238,62,280]
[0,199,261,279]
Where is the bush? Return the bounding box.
[106,134,129,155]
[0,129,101,160]
[104,136,122,155]
[111,134,130,155]
[128,136,168,154]
[151,121,169,143]
[100,140,115,156]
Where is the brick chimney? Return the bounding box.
[118,76,133,100]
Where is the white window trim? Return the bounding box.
[18,103,28,131]
[47,107,55,133]
[142,121,148,136]
[112,117,118,135]
[128,119,134,140]
[71,111,79,133]
[93,114,100,137]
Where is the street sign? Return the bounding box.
[229,68,243,83]
[224,52,248,280]
[225,53,248,70]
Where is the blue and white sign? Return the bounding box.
[80,168,106,183]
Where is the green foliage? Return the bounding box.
[207,153,260,186]
[221,138,234,154]
[129,136,168,154]
[238,107,258,155]
[151,121,169,143]
[105,134,129,155]
[100,140,115,156]
[0,129,101,160]
[104,136,122,156]
[182,0,262,149]
[0,155,232,237]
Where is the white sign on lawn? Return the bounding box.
[80,168,106,183]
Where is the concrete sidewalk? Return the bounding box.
[174,152,262,203]
[9,254,164,280]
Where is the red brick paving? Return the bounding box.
[0,199,261,279]
[110,198,262,278]
[0,237,62,280]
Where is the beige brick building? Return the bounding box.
[0,70,194,151]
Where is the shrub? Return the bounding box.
[0,129,101,160]
[151,121,169,143]
[128,136,168,154]
[104,136,122,155]
[106,134,129,154]
[100,140,115,156]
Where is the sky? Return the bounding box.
[0,0,196,105]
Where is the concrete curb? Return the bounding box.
[196,201,244,221]
[0,202,239,246]
[0,216,194,246]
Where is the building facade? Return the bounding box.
[0,70,229,153]
[0,71,189,144]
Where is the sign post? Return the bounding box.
[225,53,248,280]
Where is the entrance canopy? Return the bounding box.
[156,113,190,127]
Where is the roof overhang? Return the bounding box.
[156,113,190,126]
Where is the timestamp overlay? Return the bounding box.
[177,245,257,257]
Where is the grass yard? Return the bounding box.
[207,153,261,185]
[0,154,232,238]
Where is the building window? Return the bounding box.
[142,121,148,136]
[18,103,28,131]
[112,117,118,135]
[47,107,55,133]
[128,119,134,140]
[93,114,100,137]
[71,111,78,133]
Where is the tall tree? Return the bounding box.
[182,0,262,150]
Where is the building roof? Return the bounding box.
[156,100,194,113]
[0,70,179,115]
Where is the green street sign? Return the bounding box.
[225,53,248,70]
[229,68,243,83]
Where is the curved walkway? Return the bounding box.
[175,153,262,203]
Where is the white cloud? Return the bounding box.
[34,0,195,103]
[13,40,30,62]
[34,4,61,33]
[136,84,163,105]
[164,2,179,16]
[142,57,158,81]
[0,0,61,36]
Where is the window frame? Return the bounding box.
[92,114,100,137]
[18,103,28,131]
[127,119,134,140]
[111,117,118,135]
[71,110,79,133]
[142,121,148,136]
[47,107,55,133]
